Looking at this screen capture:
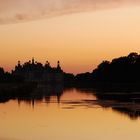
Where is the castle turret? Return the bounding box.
[57,61,61,69]
[16,60,22,69]
[12,58,63,83]
[18,61,21,67]
[45,61,51,70]
[46,61,49,66]
[32,57,35,64]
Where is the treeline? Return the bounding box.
[1,52,140,84]
[0,68,23,83]
[75,52,140,83]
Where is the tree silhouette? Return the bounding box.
[76,52,140,83]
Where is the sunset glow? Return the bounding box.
[1,2,140,140]
[0,2,140,74]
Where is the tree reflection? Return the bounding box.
[1,85,140,120]
[75,88,140,120]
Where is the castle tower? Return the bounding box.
[57,61,61,69]
[46,61,49,66]
[18,61,21,67]
[32,57,35,64]
[15,60,22,71]
[45,61,51,68]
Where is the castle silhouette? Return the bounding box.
[12,58,63,83]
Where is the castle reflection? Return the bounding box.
[1,85,140,120]
[17,84,63,107]
[0,84,63,105]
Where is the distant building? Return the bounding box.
[12,58,63,83]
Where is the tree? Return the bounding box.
[0,67,4,76]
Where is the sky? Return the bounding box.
[0,0,140,24]
[0,0,140,74]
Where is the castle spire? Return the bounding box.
[57,61,61,70]
[18,60,21,66]
[32,57,35,64]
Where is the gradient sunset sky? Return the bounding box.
[0,0,140,74]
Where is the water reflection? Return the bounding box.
[17,84,63,107]
[1,84,140,120]
[76,88,140,120]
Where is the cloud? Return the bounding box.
[0,0,139,24]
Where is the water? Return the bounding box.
[0,85,140,140]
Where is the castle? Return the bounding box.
[12,58,63,83]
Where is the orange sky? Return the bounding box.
[0,5,140,74]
